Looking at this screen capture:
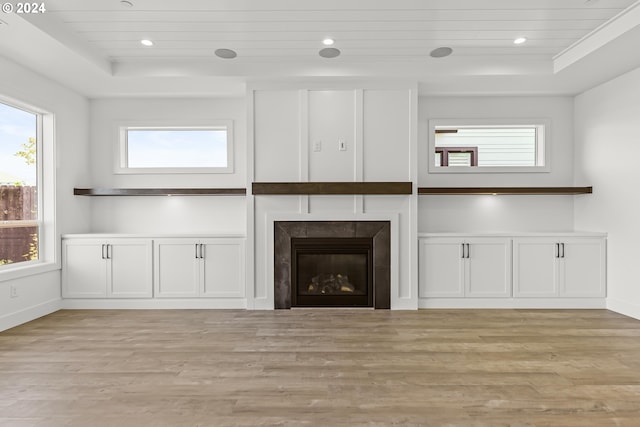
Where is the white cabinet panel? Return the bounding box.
[513,237,606,298]
[560,239,606,297]
[201,240,245,298]
[466,239,511,297]
[108,240,153,298]
[419,239,464,297]
[154,240,199,298]
[154,238,246,299]
[419,237,510,298]
[513,239,558,297]
[63,238,152,299]
[63,240,107,298]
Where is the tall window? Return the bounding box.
[0,101,41,267]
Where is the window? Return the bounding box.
[117,121,233,174]
[428,119,549,173]
[0,101,41,267]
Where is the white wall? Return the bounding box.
[0,56,90,331]
[574,66,640,319]
[419,96,576,232]
[88,98,246,234]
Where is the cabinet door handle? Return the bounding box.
[555,243,559,258]
[195,243,199,259]
[561,243,565,258]
[466,243,470,259]
[101,244,106,259]
[461,243,465,259]
[106,244,111,260]
[200,244,205,259]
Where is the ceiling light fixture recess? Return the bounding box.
[430,47,453,58]
[322,38,335,46]
[514,37,527,45]
[215,48,237,59]
[140,39,153,46]
[120,0,134,7]
[319,47,341,58]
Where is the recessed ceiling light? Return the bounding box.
[120,0,134,7]
[322,38,335,46]
[514,37,527,45]
[215,48,237,59]
[140,39,153,46]
[319,47,341,58]
[430,47,453,58]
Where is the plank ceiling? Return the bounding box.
[44,0,636,62]
[2,0,640,96]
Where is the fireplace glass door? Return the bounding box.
[291,237,373,307]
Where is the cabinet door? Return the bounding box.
[62,239,107,298]
[108,239,153,298]
[154,239,199,298]
[560,238,606,297]
[201,239,245,298]
[419,239,464,297]
[513,239,559,297]
[466,238,511,297]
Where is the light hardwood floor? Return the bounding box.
[2,309,640,426]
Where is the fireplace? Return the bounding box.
[292,237,373,307]
[274,221,390,309]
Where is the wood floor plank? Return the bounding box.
[1,309,640,426]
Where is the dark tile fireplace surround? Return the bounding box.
[274,221,391,309]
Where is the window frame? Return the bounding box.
[0,96,56,279]
[428,118,551,174]
[115,120,234,174]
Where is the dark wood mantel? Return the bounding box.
[252,182,413,195]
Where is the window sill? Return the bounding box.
[0,261,60,283]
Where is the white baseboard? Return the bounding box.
[61,298,247,310]
[606,298,640,320]
[392,297,419,310]
[418,298,606,309]
[0,298,61,332]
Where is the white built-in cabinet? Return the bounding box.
[419,237,511,298]
[62,238,153,298]
[154,238,245,298]
[62,235,245,301]
[513,237,606,298]
[419,233,606,302]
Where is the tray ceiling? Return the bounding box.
[1,0,639,96]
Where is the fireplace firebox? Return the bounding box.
[291,237,373,307]
[274,221,390,309]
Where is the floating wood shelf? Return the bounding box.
[74,188,247,196]
[418,187,593,195]
[252,182,412,195]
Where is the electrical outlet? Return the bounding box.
[338,138,347,151]
[313,140,322,152]
[10,285,17,298]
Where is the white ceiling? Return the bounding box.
[1,0,640,97]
